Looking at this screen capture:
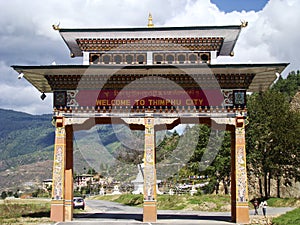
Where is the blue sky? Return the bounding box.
[211,0,269,12]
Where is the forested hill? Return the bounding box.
[0,108,126,190]
[0,109,123,172]
[0,109,54,172]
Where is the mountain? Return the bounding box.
[0,109,54,171]
[0,108,150,191]
[0,109,54,190]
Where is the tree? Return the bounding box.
[1,191,7,200]
[177,125,231,194]
[272,70,300,100]
[87,168,97,175]
[7,190,13,197]
[13,191,19,198]
[246,89,300,198]
[200,130,231,194]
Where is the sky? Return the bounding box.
[211,0,269,12]
[0,0,299,115]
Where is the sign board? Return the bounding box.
[54,89,245,109]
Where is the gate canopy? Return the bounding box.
[12,63,288,93]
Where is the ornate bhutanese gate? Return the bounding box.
[12,19,288,224]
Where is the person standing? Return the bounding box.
[253,198,259,215]
[260,200,268,217]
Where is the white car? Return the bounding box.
[73,197,85,210]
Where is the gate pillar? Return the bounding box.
[231,116,250,224]
[121,117,178,223]
[64,125,74,221]
[50,117,74,222]
[50,117,66,222]
[143,117,157,222]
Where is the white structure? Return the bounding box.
[132,163,162,195]
[131,164,144,194]
[111,185,122,195]
[99,187,105,195]
[190,185,197,196]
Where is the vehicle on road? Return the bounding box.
[73,197,85,210]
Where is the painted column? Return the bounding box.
[64,125,74,221]
[50,117,66,222]
[231,117,250,224]
[143,117,157,222]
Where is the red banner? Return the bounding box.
[68,89,224,107]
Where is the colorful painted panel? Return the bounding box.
[144,118,156,201]
[235,125,248,203]
[52,127,65,200]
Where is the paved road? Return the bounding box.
[54,199,295,225]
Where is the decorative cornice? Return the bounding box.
[45,73,255,90]
[53,105,246,117]
[76,37,224,52]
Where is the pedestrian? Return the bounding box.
[260,200,268,217]
[253,198,259,215]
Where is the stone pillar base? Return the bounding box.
[143,201,157,222]
[50,200,64,222]
[64,200,73,221]
[233,203,250,224]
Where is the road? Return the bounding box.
[54,199,295,225]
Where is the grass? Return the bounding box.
[266,197,300,207]
[0,198,52,225]
[272,207,300,225]
[114,194,144,206]
[93,194,144,207]
[157,195,187,210]
[92,194,122,202]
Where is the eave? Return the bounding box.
[12,63,289,93]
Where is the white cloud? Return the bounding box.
[0,0,299,114]
[213,0,300,75]
[0,83,53,115]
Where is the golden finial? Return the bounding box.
[240,20,248,28]
[230,51,234,57]
[148,13,154,28]
[52,22,60,31]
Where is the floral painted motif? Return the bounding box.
[52,127,65,200]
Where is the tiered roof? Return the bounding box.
[58,25,242,57]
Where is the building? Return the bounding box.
[42,179,53,192]
[74,174,94,189]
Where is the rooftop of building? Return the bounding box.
[56,24,243,57]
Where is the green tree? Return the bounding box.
[272,70,300,100]
[177,125,231,194]
[246,90,300,198]
[87,168,97,175]
[7,190,13,197]
[1,191,7,199]
[13,191,19,198]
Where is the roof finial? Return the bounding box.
[240,20,248,28]
[148,13,154,28]
[52,22,60,31]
